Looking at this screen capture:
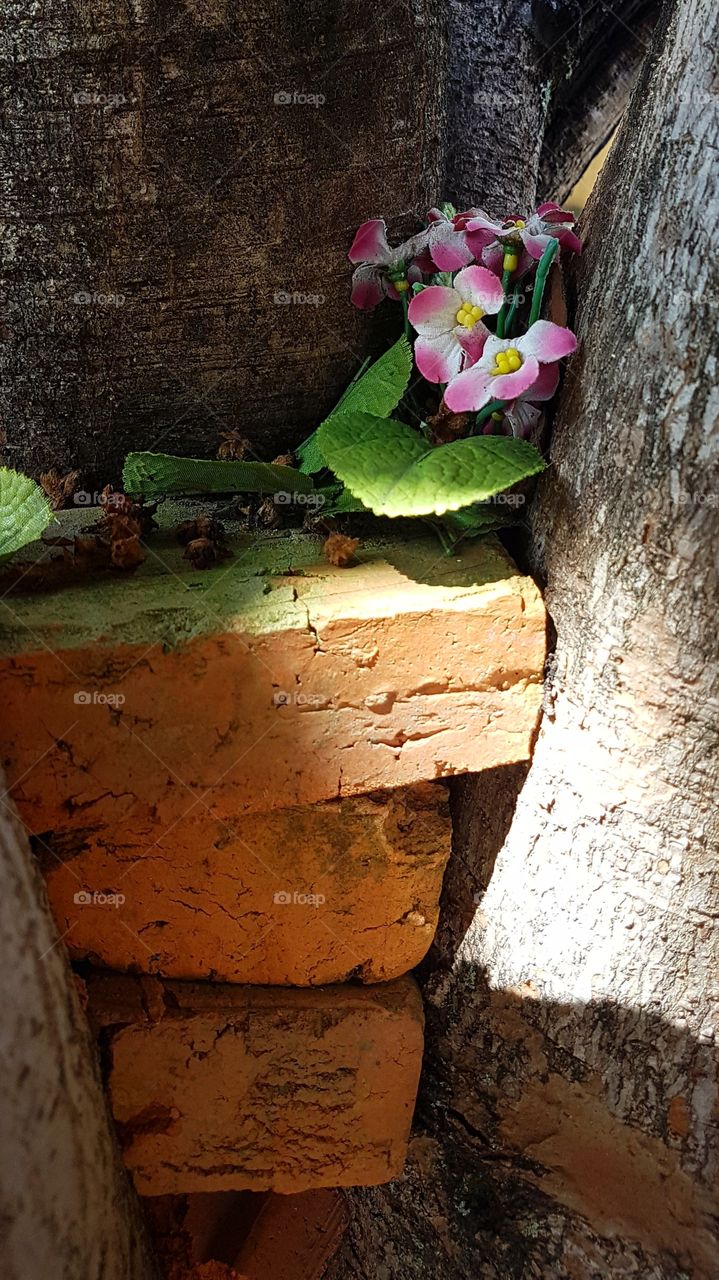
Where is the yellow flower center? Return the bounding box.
[455,303,484,329]
[514,219,526,229]
[394,279,410,293]
[491,347,522,375]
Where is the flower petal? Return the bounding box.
[518,320,577,363]
[412,247,435,275]
[488,356,541,400]
[428,223,475,271]
[536,202,575,222]
[454,265,505,315]
[457,321,490,366]
[465,226,502,259]
[348,219,391,266]
[400,227,432,263]
[521,361,559,402]
[350,265,384,310]
[558,228,583,254]
[444,364,494,413]
[479,241,504,277]
[506,402,542,439]
[465,212,506,237]
[522,231,553,260]
[415,333,464,384]
[408,285,458,336]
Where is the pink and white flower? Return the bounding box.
[422,206,481,272]
[465,202,582,263]
[348,219,430,310]
[407,265,504,384]
[444,320,577,412]
[485,366,561,439]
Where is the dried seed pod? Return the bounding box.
[217,430,252,460]
[426,401,471,446]
[39,467,80,511]
[324,532,359,567]
[183,537,231,570]
[176,516,227,546]
[257,496,281,529]
[110,533,145,570]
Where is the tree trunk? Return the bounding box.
[332,0,719,1275]
[0,779,158,1279]
[0,0,444,487]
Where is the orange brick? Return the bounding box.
[40,783,450,984]
[89,974,424,1195]
[0,518,545,839]
[233,1189,346,1280]
[145,1189,346,1280]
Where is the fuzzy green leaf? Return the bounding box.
[297,337,413,475]
[0,468,52,560]
[337,336,413,418]
[436,504,516,551]
[123,452,314,499]
[318,414,545,517]
[296,432,326,475]
[315,485,369,516]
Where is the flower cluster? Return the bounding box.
[348,201,580,435]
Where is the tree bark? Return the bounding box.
[0,778,158,1279]
[0,0,445,487]
[537,1,659,201]
[332,0,719,1275]
[444,0,548,210]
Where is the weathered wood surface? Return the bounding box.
[0,0,445,485]
[0,774,157,1280]
[332,0,719,1275]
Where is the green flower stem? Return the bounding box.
[495,267,514,339]
[505,290,521,337]
[426,518,455,556]
[529,238,559,326]
[474,399,506,431]
[401,291,411,340]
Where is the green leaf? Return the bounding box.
[336,336,412,419]
[435,503,517,552]
[296,432,326,475]
[297,337,413,475]
[315,485,369,517]
[123,452,315,500]
[318,413,545,517]
[0,468,52,560]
